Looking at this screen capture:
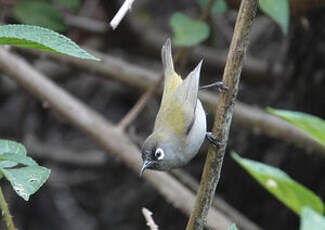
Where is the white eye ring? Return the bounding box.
[155,148,165,160]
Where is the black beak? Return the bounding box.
[140,160,152,176]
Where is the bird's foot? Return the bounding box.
[206,132,224,147]
[200,81,228,93]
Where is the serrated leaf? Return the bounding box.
[0,140,26,168]
[13,1,66,32]
[259,0,289,34]
[197,0,228,15]
[232,153,324,216]
[0,153,38,166]
[300,207,325,230]
[170,12,210,47]
[1,166,51,201]
[267,108,325,147]
[228,224,238,230]
[0,25,99,60]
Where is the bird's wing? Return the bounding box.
[172,60,202,134]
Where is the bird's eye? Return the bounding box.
[155,148,165,160]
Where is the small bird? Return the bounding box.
[140,39,217,175]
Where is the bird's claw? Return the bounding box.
[200,81,228,93]
[206,132,224,147]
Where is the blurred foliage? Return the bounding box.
[0,24,99,60]
[13,0,66,32]
[197,0,228,15]
[232,153,324,216]
[228,223,238,230]
[170,12,210,46]
[267,108,325,147]
[54,0,82,11]
[0,140,50,201]
[259,0,289,34]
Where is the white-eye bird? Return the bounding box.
[140,39,211,175]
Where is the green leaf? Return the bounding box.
[0,140,26,168]
[228,224,238,230]
[197,0,228,14]
[259,0,289,34]
[267,108,325,147]
[1,166,51,201]
[300,207,325,230]
[170,12,210,47]
[232,153,324,216]
[13,1,66,32]
[0,153,38,166]
[0,24,99,60]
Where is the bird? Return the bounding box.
[140,39,219,176]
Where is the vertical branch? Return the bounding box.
[0,187,16,230]
[186,0,258,229]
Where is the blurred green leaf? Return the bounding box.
[228,224,238,230]
[197,0,228,14]
[170,12,210,47]
[259,0,289,34]
[0,24,99,60]
[267,108,325,147]
[0,166,51,201]
[13,0,66,32]
[232,153,324,216]
[55,0,82,11]
[0,140,26,168]
[300,207,325,230]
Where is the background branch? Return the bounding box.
[109,0,135,30]
[186,0,258,229]
[142,208,159,230]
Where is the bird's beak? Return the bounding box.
[140,160,152,177]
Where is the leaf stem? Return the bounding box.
[0,186,16,230]
[185,0,258,229]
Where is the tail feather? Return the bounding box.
[161,38,175,78]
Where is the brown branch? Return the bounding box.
[25,48,325,156]
[171,170,261,230]
[0,48,232,230]
[0,186,16,230]
[186,1,258,229]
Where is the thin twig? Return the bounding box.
[110,0,135,30]
[0,186,16,230]
[186,1,258,229]
[117,75,163,131]
[117,0,217,131]
[24,48,325,156]
[0,48,232,229]
[142,208,159,230]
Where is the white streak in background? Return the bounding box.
[142,207,159,230]
[110,0,135,30]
